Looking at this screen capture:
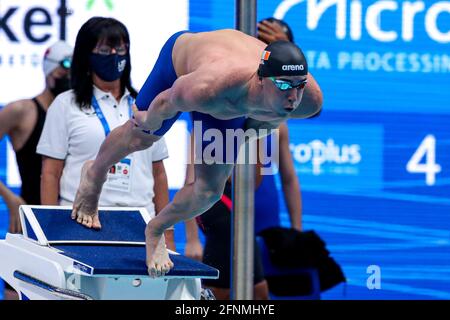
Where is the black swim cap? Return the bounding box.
[257,40,308,77]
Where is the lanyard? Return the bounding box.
[91,95,134,137]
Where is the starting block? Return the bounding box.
[0,206,218,300]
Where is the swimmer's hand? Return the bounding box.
[131,104,151,130]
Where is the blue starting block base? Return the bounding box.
[0,206,219,300]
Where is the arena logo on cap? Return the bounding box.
[282,64,305,71]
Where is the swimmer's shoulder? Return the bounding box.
[193,29,262,47]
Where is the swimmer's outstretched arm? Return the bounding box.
[131,89,179,133]
[290,72,323,119]
[71,70,223,229]
[133,71,219,133]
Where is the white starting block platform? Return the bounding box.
[0,206,219,300]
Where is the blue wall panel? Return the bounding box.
[187,0,450,299]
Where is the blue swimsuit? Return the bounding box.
[135,31,247,163]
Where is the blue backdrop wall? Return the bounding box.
[185,0,450,299]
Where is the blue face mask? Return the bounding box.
[89,53,129,82]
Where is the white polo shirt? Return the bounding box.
[37,86,169,217]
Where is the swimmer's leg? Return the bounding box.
[73,31,187,228]
[145,162,234,277]
[72,120,161,229]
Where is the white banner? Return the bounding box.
[0,0,189,103]
[1,0,190,189]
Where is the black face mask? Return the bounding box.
[50,77,71,96]
[89,53,129,82]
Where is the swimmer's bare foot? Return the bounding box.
[71,160,105,229]
[145,222,174,278]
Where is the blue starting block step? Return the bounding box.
[53,244,217,277]
[24,207,148,243]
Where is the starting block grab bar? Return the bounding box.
[13,271,93,300]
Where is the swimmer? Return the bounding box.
[72,29,323,277]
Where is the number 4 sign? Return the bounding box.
[406,135,442,186]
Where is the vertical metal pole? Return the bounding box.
[236,0,257,36]
[231,0,257,301]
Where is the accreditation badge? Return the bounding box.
[104,156,133,192]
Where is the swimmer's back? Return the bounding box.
[173,29,266,77]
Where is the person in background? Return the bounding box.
[257,17,294,44]
[36,17,175,250]
[184,18,302,299]
[0,41,73,300]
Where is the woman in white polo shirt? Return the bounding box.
[37,17,175,250]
